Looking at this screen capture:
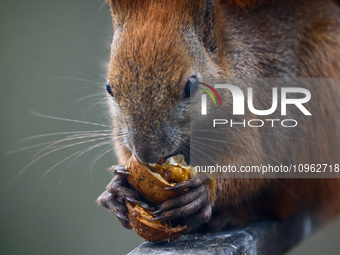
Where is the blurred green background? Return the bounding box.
[1,0,339,254]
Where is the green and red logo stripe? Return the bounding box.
[198,82,222,106]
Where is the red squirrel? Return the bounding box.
[98,0,340,233]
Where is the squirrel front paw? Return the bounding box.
[97,165,142,230]
[151,175,215,234]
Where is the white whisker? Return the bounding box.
[42,140,113,178]
[5,137,110,188]
[32,133,112,159]
[30,111,111,128]
[84,72,107,82]
[74,93,105,104]
[90,147,114,170]
[9,129,112,149]
[46,76,103,87]
[190,145,218,165]
[51,141,111,178]
[80,99,108,118]
[7,141,60,154]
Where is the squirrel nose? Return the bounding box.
[134,150,160,164]
[130,134,169,163]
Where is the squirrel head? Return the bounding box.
[107,0,223,163]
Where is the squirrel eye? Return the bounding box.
[184,76,198,99]
[106,80,114,97]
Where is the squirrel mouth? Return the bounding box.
[160,138,190,165]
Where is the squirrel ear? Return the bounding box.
[109,0,137,25]
[193,0,217,54]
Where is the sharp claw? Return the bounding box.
[150,216,163,221]
[112,165,127,170]
[115,169,130,176]
[115,211,128,221]
[126,196,141,204]
[164,186,176,190]
[108,165,129,174]
[151,209,162,215]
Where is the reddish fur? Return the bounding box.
[108,0,340,229]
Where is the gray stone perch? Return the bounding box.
[128,212,319,255]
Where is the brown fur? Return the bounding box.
[107,0,340,230]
